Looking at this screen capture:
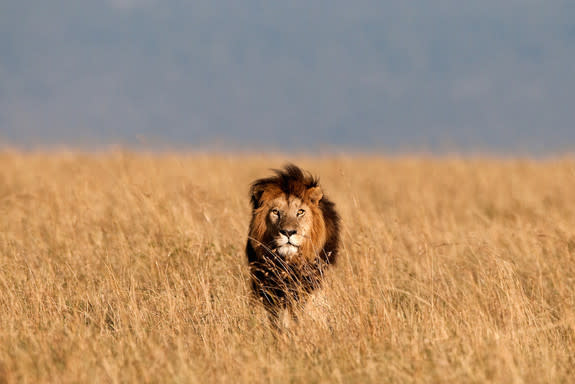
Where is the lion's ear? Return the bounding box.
[307,186,323,206]
[250,183,267,209]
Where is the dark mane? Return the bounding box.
[249,163,320,209]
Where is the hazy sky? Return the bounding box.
[1,1,574,153]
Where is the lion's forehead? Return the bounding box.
[268,195,305,209]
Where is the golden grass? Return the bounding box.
[1,151,574,383]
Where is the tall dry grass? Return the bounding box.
[0,151,574,383]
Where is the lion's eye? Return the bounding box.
[297,209,305,216]
[271,209,280,217]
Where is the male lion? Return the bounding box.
[246,164,341,324]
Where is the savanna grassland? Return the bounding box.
[1,151,574,383]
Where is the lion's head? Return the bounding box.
[247,164,339,264]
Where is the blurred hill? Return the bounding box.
[1,1,574,152]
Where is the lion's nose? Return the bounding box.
[280,229,297,237]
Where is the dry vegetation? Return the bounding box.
[1,151,574,383]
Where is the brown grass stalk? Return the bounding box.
[0,151,574,383]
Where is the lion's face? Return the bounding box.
[266,195,314,258]
[249,181,326,262]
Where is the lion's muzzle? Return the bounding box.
[275,231,303,258]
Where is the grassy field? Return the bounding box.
[0,151,574,383]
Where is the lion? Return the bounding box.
[245,164,341,325]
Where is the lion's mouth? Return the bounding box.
[276,234,302,247]
[285,240,299,247]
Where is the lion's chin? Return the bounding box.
[276,244,299,258]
